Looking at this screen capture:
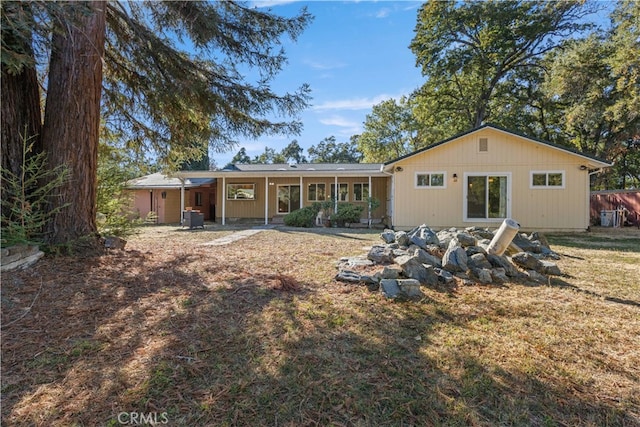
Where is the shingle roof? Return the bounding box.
[225,163,383,172]
[126,172,215,189]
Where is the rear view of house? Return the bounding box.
[383,125,611,231]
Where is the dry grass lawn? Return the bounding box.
[1,224,639,426]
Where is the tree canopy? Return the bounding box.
[1,0,313,247]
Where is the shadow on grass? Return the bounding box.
[1,246,637,426]
[547,231,640,253]
[546,276,640,308]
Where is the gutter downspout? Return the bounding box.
[222,175,226,226]
[587,168,604,230]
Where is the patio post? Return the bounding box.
[265,176,269,225]
[221,175,226,225]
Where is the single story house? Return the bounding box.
[178,163,390,225]
[133,124,611,231]
[125,172,216,223]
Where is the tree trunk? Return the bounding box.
[41,1,106,247]
[1,2,43,216]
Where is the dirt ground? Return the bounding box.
[1,224,639,426]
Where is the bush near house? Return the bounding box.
[283,205,320,228]
[330,203,364,227]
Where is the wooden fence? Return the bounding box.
[590,190,640,227]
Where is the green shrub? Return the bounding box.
[1,130,69,247]
[283,206,318,228]
[330,203,364,227]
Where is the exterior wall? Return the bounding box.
[392,128,593,231]
[184,185,215,220]
[130,189,181,223]
[217,175,388,223]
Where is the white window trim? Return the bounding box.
[331,183,349,202]
[530,170,565,189]
[307,182,326,202]
[463,172,512,222]
[353,182,369,201]
[415,171,447,189]
[226,183,256,200]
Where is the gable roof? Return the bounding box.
[383,124,613,169]
[126,172,215,189]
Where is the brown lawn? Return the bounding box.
[1,225,639,426]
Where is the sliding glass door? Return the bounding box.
[277,185,300,214]
[465,174,510,221]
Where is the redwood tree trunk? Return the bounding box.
[1,2,43,217]
[41,1,106,246]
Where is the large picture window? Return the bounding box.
[416,172,446,189]
[353,183,369,201]
[531,171,564,189]
[226,183,256,200]
[307,183,326,202]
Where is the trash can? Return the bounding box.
[487,218,520,256]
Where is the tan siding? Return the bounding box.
[392,128,592,231]
[220,178,266,219]
[163,190,182,223]
[216,175,389,223]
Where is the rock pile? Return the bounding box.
[336,224,562,299]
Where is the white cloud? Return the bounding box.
[375,8,391,18]
[311,94,397,111]
[318,115,362,135]
[303,59,346,71]
[250,0,299,8]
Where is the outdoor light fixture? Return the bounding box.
[453,173,458,182]
[161,191,167,199]
[395,166,403,172]
[579,165,588,170]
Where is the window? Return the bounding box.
[353,183,369,201]
[331,183,349,201]
[195,192,203,207]
[226,183,256,200]
[531,171,565,189]
[415,172,446,189]
[478,137,489,152]
[307,183,326,201]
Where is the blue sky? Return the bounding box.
[215,0,425,166]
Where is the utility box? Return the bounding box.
[183,210,204,229]
[487,218,520,256]
[600,210,614,227]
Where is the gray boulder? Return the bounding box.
[511,252,544,271]
[414,248,442,267]
[469,253,492,270]
[368,245,394,264]
[395,255,439,286]
[486,254,519,277]
[442,245,468,273]
[395,231,410,247]
[380,229,396,244]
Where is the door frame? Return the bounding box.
[276,184,301,215]
[463,172,512,222]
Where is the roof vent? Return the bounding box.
[288,163,297,168]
